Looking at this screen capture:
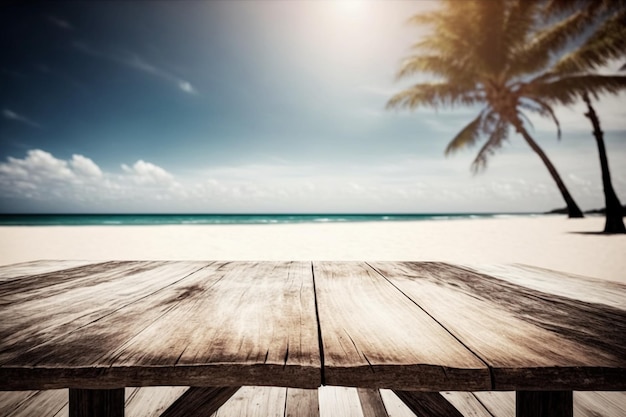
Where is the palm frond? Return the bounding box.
[479,109,499,136]
[386,82,483,111]
[473,0,507,74]
[545,0,626,15]
[519,98,562,139]
[471,119,509,173]
[507,9,590,78]
[409,7,477,59]
[396,55,473,81]
[529,74,626,105]
[503,0,540,60]
[549,10,626,75]
[517,110,536,133]
[444,111,485,156]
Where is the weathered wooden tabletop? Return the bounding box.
[0,260,624,416]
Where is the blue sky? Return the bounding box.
[1,0,625,213]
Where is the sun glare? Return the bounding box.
[333,0,367,18]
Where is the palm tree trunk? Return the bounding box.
[512,120,584,218]
[582,93,626,233]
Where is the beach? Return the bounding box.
[1,215,624,284]
[1,214,625,416]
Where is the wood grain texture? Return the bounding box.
[474,391,515,417]
[357,388,389,417]
[0,387,190,417]
[393,391,464,417]
[516,391,573,417]
[285,388,319,417]
[370,262,626,390]
[107,261,319,388]
[440,392,494,417]
[575,392,626,417]
[1,260,625,396]
[314,261,490,390]
[0,261,209,368]
[160,386,240,417]
[379,390,419,417]
[125,386,188,417]
[0,261,96,282]
[1,261,320,389]
[0,390,66,417]
[211,386,287,417]
[69,388,124,417]
[318,386,364,417]
[464,264,626,309]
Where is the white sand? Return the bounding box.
[1,215,624,283]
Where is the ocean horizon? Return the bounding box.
[0,212,542,226]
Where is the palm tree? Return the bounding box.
[387,0,626,218]
[544,1,626,232]
[582,93,626,233]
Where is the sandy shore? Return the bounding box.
[1,215,625,284]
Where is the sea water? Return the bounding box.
[0,213,537,226]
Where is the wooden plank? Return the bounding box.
[1,261,320,389]
[0,260,97,281]
[440,392,494,417]
[160,387,240,417]
[379,390,418,417]
[474,391,514,417]
[370,262,626,390]
[0,390,66,417]
[212,386,287,417]
[108,261,320,388]
[516,391,572,417]
[575,392,626,417]
[125,387,188,417]
[464,264,626,309]
[394,391,464,417]
[0,391,38,416]
[0,387,191,417]
[0,261,210,374]
[318,386,364,417]
[69,388,124,417]
[357,388,389,417]
[474,391,626,417]
[285,388,319,417]
[314,261,490,391]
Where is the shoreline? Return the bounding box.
[1,216,625,284]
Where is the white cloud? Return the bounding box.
[0,150,179,210]
[4,150,74,182]
[72,41,198,95]
[178,81,197,94]
[70,154,103,178]
[1,147,624,213]
[121,160,175,186]
[2,109,41,129]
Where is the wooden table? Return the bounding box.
[0,260,624,417]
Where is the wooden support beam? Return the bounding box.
[357,388,389,417]
[285,388,319,417]
[516,391,573,417]
[69,388,124,417]
[393,391,464,417]
[159,386,240,417]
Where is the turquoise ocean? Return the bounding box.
[0,213,538,226]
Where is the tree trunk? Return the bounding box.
[582,93,626,233]
[512,121,584,218]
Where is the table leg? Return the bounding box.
[69,388,125,417]
[516,391,573,417]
